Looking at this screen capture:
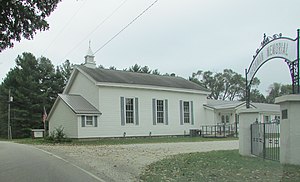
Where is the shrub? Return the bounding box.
[46,126,71,143]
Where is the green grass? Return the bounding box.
[13,136,237,145]
[140,150,300,182]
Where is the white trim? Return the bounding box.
[85,116,94,126]
[96,82,209,95]
[79,115,100,127]
[64,66,97,94]
[63,68,79,94]
[203,105,215,111]
[123,97,136,125]
[183,101,191,124]
[156,99,164,124]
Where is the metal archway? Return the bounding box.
[245,30,300,108]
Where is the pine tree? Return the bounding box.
[0,53,66,138]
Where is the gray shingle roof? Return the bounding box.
[252,103,280,112]
[204,99,280,112]
[78,65,209,92]
[205,100,243,109]
[59,94,101,114]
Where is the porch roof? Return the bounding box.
[59,94,101,114]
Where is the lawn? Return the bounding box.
[140,150,300,182]
[13,136,237,145]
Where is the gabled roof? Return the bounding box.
[58,94,101,114]
[251,103,280,113]
[204,100,244,110]
[204,99,280,112]
[77,65,209,92]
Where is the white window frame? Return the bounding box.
[125,98,135,124]
[81,115,98,127]
[183,101,190,123]
[156,100,164,124]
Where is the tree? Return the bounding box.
[221,69,244,100]
[141,66,151,74]
[151,69,161,75]
[0,0,61,52]
[190,69,261,101]
[59,60,74,85]
[240,89,266,103]
[128,64,142,72]
[266,83,292,103]
[98,65,105,69]
[0,52,66,138]
[109,66,117,70]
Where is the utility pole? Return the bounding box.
[297,29,300,94]
[8,89,12,140]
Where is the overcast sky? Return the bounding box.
[0,0,299,95]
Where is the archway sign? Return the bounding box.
[245,29,299,108]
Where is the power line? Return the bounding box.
[93,0,159,55]
[42,0,88,55]
[62,0,128,60]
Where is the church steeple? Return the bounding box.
[84,41,96,68]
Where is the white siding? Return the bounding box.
[49,99,78,138]
[77,86,207,138]
[68,73,99,109]
[203,108,216,125]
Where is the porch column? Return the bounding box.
[237,109,259,156]
[275,95,300,165]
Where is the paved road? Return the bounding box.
[0,141,104,182]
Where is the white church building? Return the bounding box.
[48,47,210,138]
[48,47,280,139]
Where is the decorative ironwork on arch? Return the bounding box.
[245,30,300,108]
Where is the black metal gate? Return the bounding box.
[251,121,280,161]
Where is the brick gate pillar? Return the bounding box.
[275,95,300,165]
[237,109,259,156]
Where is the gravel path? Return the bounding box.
[35,140,238,182]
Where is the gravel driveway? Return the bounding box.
[35,140,238,182]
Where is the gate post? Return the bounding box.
[237,108,260,156]
[275,95,300,165]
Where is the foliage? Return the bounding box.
[190,69,261,101]
[46,126,71,143]
[240,88,267,103]
[59,60,74,85]
[109,66,117,70]
[266,83,292,103]
[151,69,160,75]
[140,150,300,182]
[0,0,61,52]
[126,64,152,74]
[0,53,70,138]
